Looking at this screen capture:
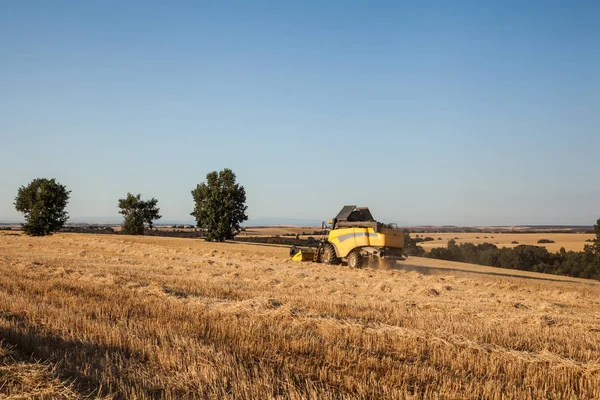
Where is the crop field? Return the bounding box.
[1,232,600,399]
[414,232,595,252]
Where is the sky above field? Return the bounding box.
[1,1,599,225]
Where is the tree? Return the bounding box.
[402,230,425,256]
[14,178,71,236]
[191,168,248,242]
[118,193,162,235]
[586,217,600,256]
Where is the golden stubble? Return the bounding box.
[0,232,599,399]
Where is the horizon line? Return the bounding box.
[0,220,593,229]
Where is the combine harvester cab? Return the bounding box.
[290,205,406,268]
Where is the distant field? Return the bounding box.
[416,232,595,252]
[239,226,316,237]
[1,232,599,399]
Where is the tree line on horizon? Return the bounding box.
[12,168,248,242]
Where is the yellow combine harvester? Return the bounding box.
[290,205,406,268]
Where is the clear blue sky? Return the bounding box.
[1,1,599,225]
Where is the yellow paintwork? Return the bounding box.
[292,249,316,261]
[328,226,404,258]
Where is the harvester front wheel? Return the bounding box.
[321,243,340,265]
[347,251,363,268]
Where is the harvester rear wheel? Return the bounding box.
[321,243,340,265]
[347,251,363,268]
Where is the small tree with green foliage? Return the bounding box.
[191,168,248,242]
[118,193,161,235]
[585,217,600,256]
[403,230,425,256]
[14,178,71,236]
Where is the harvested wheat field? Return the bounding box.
[0,340,85,400]
[1,232,600,399]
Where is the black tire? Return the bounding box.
[347,251,363,268]
[321,243,340,265]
